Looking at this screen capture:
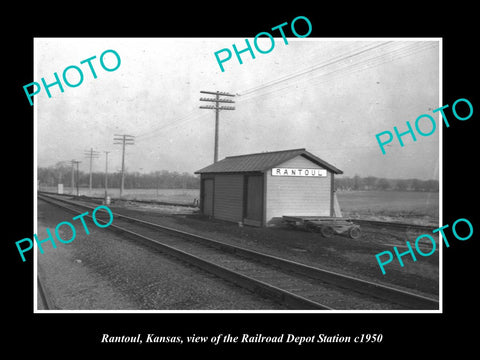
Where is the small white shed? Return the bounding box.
[195,148,343,227]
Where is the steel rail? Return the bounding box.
[37,190,197,208]
[106,210,439,309]
[38,193,439,310]
[37,275,56,310]
[37,191,435,230]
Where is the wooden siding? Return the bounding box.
[265,155,332,223]
[202,179,214,216]
[213,174,244,222]
[244,175,264,226]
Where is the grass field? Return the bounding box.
[336,190,439,225]
[39,186,439,224]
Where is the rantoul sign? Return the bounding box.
[271,168,327,177]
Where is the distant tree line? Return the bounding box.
[38,163,438,192]
[335,175,439,192]
[38,163,200,189]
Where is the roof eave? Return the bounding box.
[194,149,343,174]
[291,151,344,174]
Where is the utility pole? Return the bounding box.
[113,134,135,198]
[71,160,81,196]
[199,90,235,162]
[70,161,75,194]
[104,151,110,202]
[84,147,100,195]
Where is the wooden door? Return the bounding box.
[203,179,214,216]
[244,175,263,226]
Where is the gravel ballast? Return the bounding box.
[37,199,288,310]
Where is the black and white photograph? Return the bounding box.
[33,37,441,312]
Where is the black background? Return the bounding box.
[6,5,478,356]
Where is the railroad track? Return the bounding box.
[37,191,437,231]
[37,190,197,208]
[38,193,439,310]
[37,275,55,310]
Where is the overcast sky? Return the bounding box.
[35,37,440,180]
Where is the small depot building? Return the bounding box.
[194,148,343,227]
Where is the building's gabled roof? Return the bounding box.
[194,148,343,174]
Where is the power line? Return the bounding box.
[238,41,404,102]
[237,41,393,97]
[135,45,392,144]
[135,108,200,140]
[241,42,429,101]
[236,42,437,104]
[131,41,437,150]
[135,110,210,143]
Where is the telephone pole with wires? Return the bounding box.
[103,151,110,203]
[199,90,235,163]
[70,160,81,196]
[113,134,135,198]
[84,148,100,195]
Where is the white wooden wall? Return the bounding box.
[265,155,331,223]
